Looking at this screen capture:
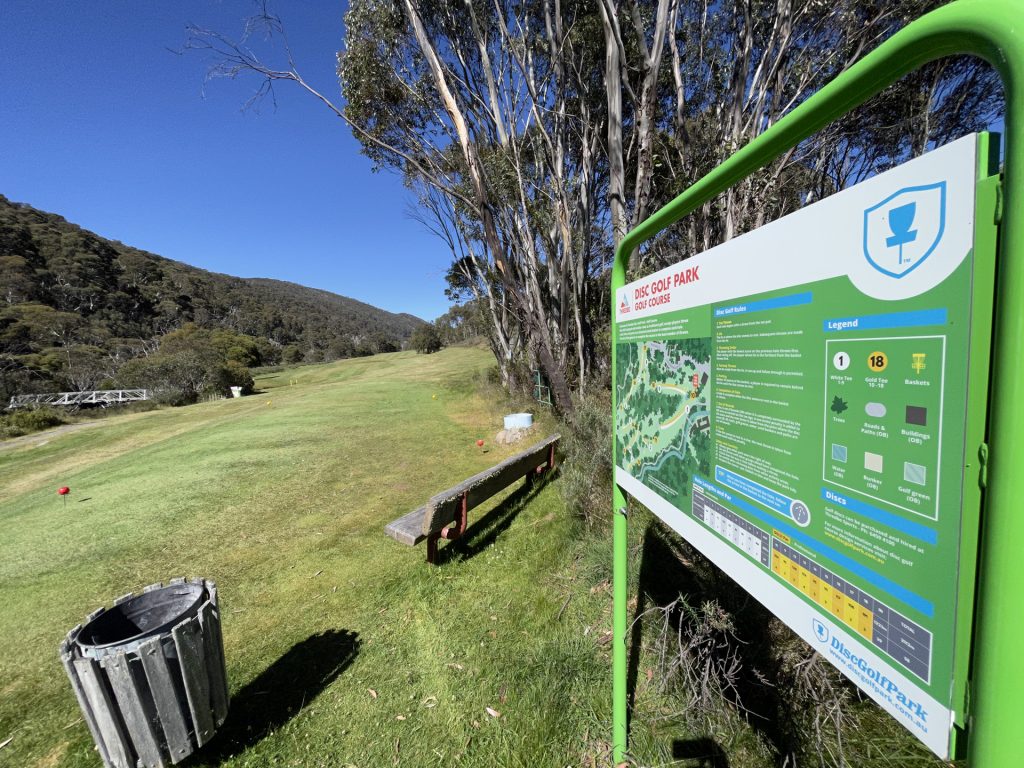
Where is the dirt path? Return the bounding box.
[0,421,103,454]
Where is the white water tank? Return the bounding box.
[503,412,533,430]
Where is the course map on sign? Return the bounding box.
[616,339,712,496]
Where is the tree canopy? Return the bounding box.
[336,0,1001,413]
[409,323,444,354]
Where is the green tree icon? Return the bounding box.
[831,396,849,414]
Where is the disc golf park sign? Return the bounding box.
[616,132,993,758]
[610,2,1024,764]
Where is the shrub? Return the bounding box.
[218,361,255,395]
[0,406,69,438]
[559,387,613,527]
[410,324,443,354]
[370,332,400,354]
[118,347,254,405]
[628,516,879,766]
[326,336,356,361]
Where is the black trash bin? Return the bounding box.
[60,578,229,768]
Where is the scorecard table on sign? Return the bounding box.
[771,539,932,683]
[690,485,932,683]
[692,486,771,567]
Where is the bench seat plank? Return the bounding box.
[385,505,428,546]
[421,434,560,535]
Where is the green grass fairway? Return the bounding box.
[0,345,940,768]
[0,347,636,767]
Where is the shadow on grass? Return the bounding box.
[627,523,701,727]
[435,468,560,565]
[191,629,360,764]
[627,519,794,761]
[671,737,731,767]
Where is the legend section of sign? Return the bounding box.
[823,336,945,519]
[692,486,771,567]
[771,539,932,683]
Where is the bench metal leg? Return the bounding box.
[530,442,557,482]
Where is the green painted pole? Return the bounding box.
[611,483,628,765]
[610,1,1024,763]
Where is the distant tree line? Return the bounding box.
[0,196,420,405]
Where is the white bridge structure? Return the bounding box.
[7,389,150,410]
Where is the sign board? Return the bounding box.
[613,134,998,758]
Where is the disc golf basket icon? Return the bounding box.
[886,202,918,265]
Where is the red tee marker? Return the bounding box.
[476,439,485,448]
[58,486,70,511]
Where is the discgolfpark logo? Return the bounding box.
[813,620,929,725]
[812,618,829,643]
[863,181,947,279]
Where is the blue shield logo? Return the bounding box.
[863,182,947,278]
[812,618,829,644]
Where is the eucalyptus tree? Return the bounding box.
[407,178,525,389]
[599,0,1002,271]
[341,0,609,413]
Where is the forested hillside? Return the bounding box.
[0,194,424,403]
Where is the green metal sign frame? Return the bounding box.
[610,1,1024,763]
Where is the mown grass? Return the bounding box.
[0,347,678,767]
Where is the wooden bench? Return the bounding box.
[385,434,560,564]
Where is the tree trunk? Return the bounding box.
[600,0,628,254]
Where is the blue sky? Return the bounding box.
[0,1,453,321]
